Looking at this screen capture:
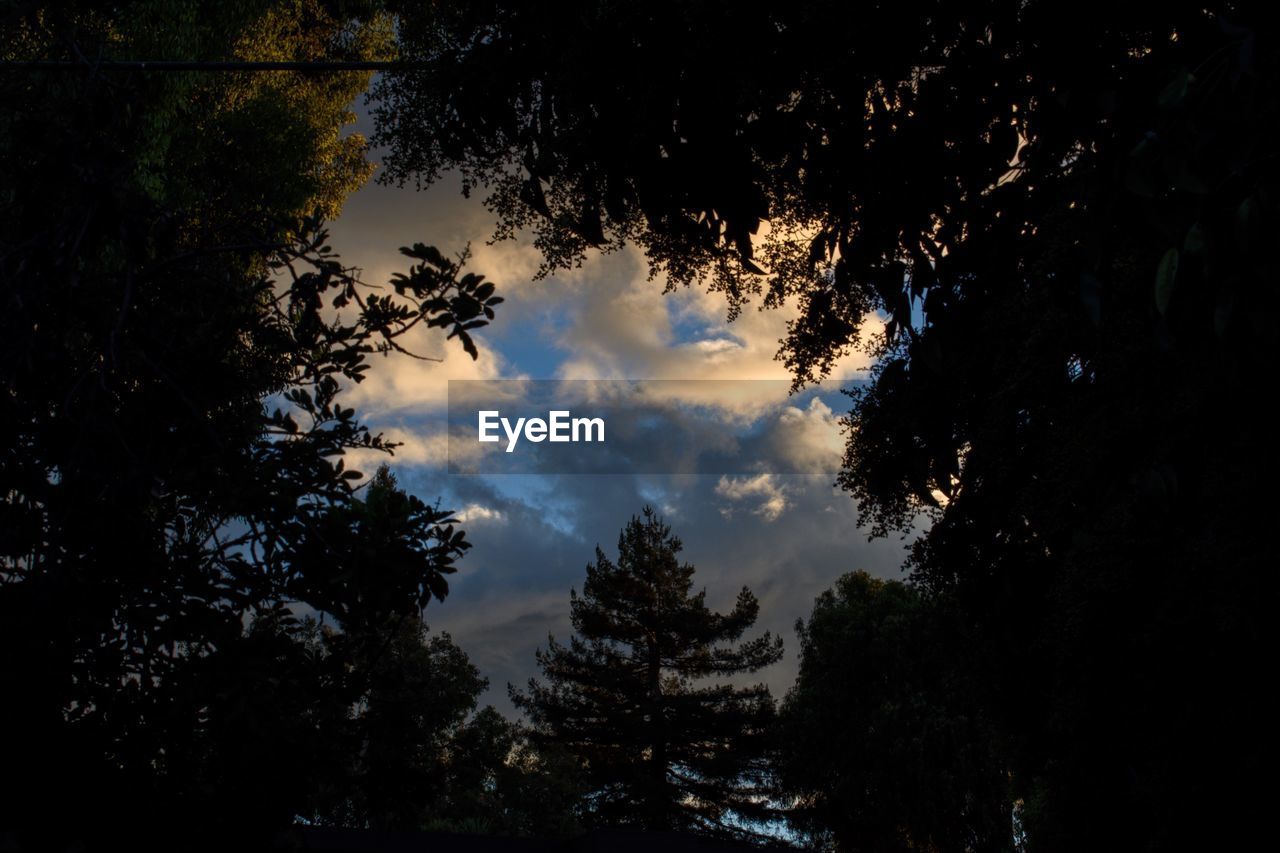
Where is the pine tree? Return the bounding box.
[512,507,784,839]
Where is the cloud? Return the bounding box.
[715,473,794,522]
[339,324,513,418]
[343,424,446,468]
[551,247,877,391]
[771,395,846,474]
[453,503,505,524]
[385,462,921,715]
[328,186,879,435]
[320,136,915,718]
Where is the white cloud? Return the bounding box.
[339,326,513,417]
[329,169,879,434]
[453,503,506,524]
[714,473,794,522]
[549,247,878,420]
[774,396,846,474]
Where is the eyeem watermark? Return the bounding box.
[478,410,605,452]
[448,379,858,475]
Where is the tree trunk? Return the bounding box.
[647,631,667,829]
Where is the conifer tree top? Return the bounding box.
[513,507,783,841]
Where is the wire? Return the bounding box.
[0,59,423,72]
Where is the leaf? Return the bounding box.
[1236,195,1259,252]
[1154,248,1178,315]
[1183,223,1205,254]
[453,295,483,320]
[1158,69,1191,108]
[459,329,479,360]
[400,243,448,268]
[427,572,450,602]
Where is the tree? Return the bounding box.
[778,572,1011,852]
[430,705,587,839]
[294,465,512,832]
[512,507,784,840]
[0,3,504,845]
[274,465,585,838]
[375,4,1277,848]
[294,463,487,830]
[308,612,489,830]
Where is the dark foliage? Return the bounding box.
[778,572,1011,851]
[376,3,1277,848]
[0,2,508,845]
[428,705,587,839]
[513,508,783,842]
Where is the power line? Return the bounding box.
[1,59,424,72]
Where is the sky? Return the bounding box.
[323,101,918,715]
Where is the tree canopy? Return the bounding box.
[0,2,505,844]
[778,572,1011,852]
[294,466,584,837]
[375,3,1277,848]
[4,2,1276,848]
[513,507,784,841]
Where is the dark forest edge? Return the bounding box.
[3,1,1276,851]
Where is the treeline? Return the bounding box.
[3,2,1275,852]
[507,506,1012,850]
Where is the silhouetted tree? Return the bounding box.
[513,507,783,841]
[0,3,503,846]
[376,4,1277,848]
[319,612,487,829]
[300,462,483,827]
[432,705,587,839]
[778,572,1011,852]
[296,466,583,835]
